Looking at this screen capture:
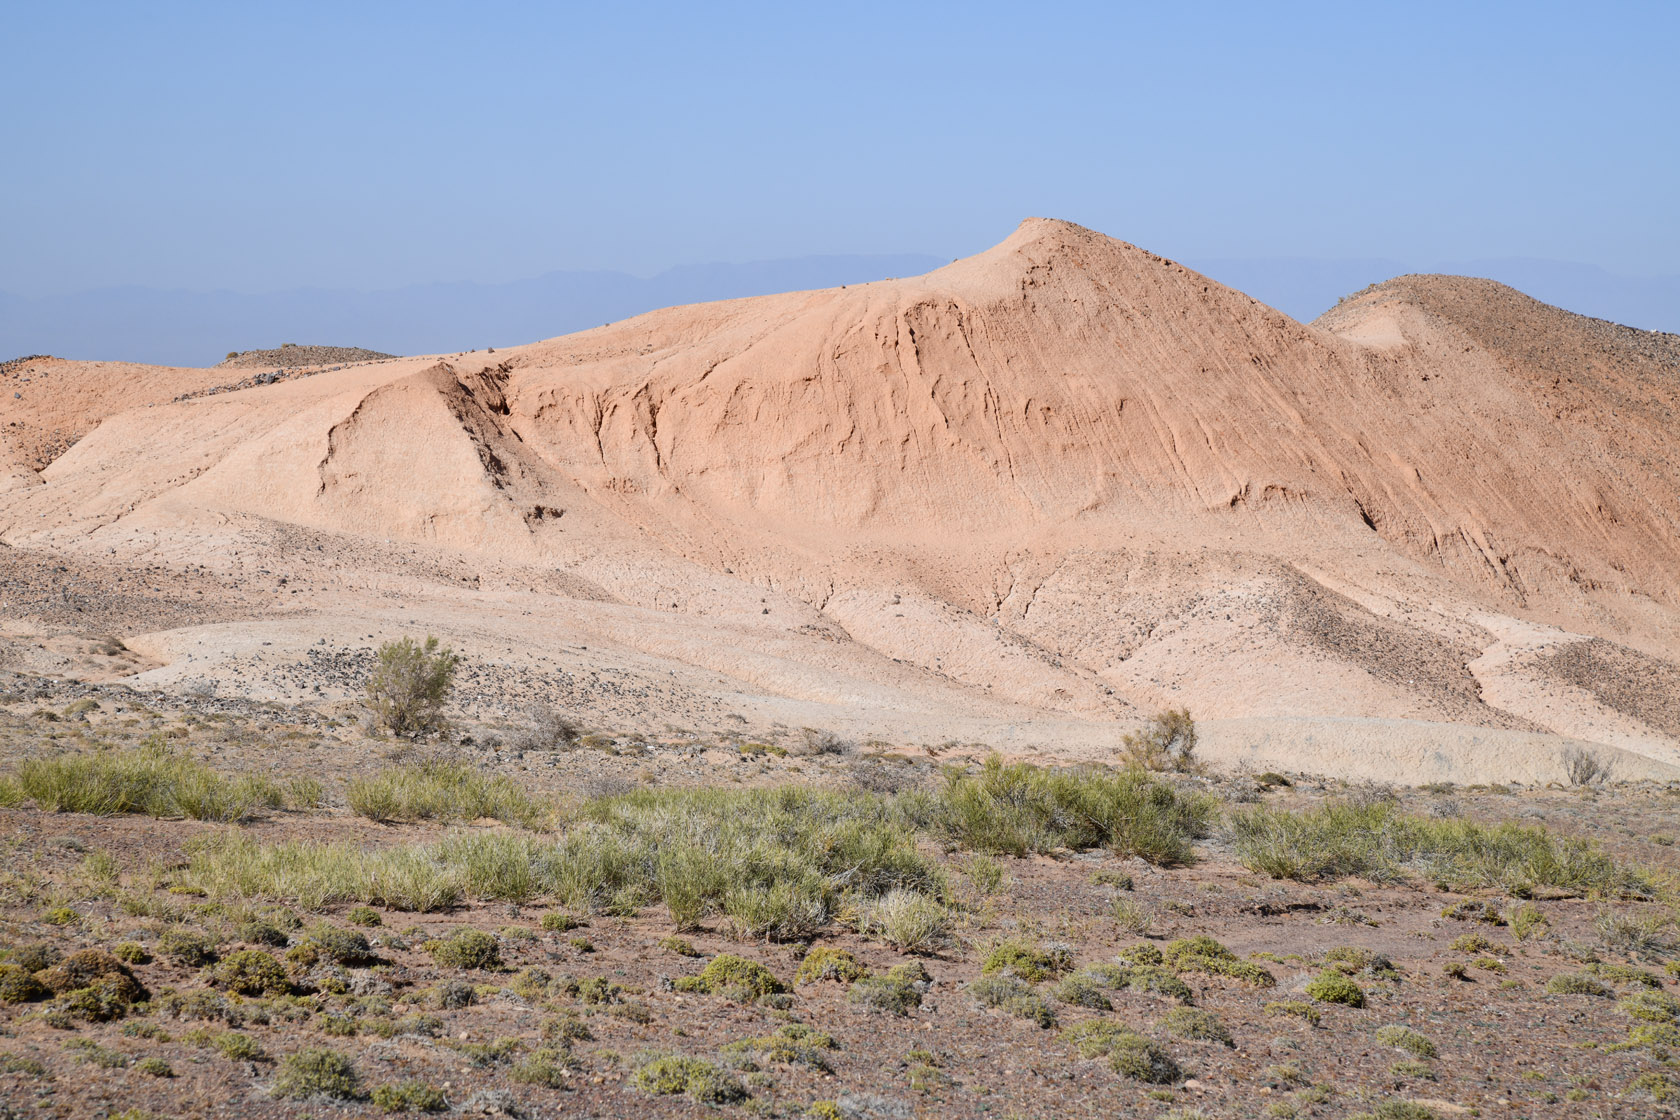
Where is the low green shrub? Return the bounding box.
[273,1047,360,1100]
[1065,1020,1180,1082]
[937,756,1215,863]
[981,939,1071,982]
[1305,970,1365,1007]
[966,974,1056,1027]
[673,954,784,1001]
[1375,1024,1437,1058]
[347,761,546,830]
[632,1053,748,1104]
[214,950,289,996]
[1162,1006,1233,1046]
[1231,801,1652,896]
[1163,936,1275,986]
[371,1080,447,1112]
[796,947,866,985]
[16,739,280,822]
[426,929,500,970]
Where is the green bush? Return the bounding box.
[371,1080,447,1112]
[0,965,48,1004]
[37,950,147,1005]
[1264,1000,1321,1026]
[347,906,383,927]
[848,965,925,1016]
[1547,972,1611,997]
[632,1053,748,1104]
[1230,800,1653,895]
[673,954,784,1001]
[1305,970,1366,1007]
[981,939,1071,982]
[721,1023,836,1071]
[363,636,458,740]
[159,928,219,966]
[1375,1024,1437,1058]
[214,950,289,996]
[1065,1020,1180,1082]
[796,947,865,985]
[1162,1006,1233,1046]
[1051,973,1112,1010]
[274,1047,360,1100]
[509,1047,577,1088]
[1162,936,1275,986]
[937,756,1214,862]
[966,974,1056,1027]
[427,929,501,971]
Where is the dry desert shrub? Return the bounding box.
[1120,708,1200,772]
[1562,745,1614,787]
[363,635,458,740]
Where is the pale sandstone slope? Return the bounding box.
[3,219,1677,778]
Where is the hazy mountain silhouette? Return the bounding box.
[0,254,947,366]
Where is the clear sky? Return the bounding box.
[4,1,1676,296]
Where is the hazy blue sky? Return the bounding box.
[4,1,1677,296]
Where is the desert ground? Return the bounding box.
[0,219,1676,1118]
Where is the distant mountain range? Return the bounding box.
[2,251,1673,367]
[0,254,948,367]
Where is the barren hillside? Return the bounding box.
[2,220,1676,780]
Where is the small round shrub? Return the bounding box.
[672,953,784,1001]
[1547,972,1610,997]
[371,1080,447,1112]
[215,950,290,996]
[1162,1006,1234,1046]
[1375,1024,1437,1058]
[112,943,151,965]
[347,906,383,927]
[158,929,219,967]
[0,965,48,1004]
[1305,970,1365,1008]
[632,1054,748,1104]
[135,1057,174,1078]
[427,929,500,971]
[796,947,865,986]
[37,950,147,1004]
[274,1047,361,1100]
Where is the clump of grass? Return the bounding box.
[855,889,949,952]
[273,1047,360,1100]
[966,974,1055,1027]
[0,966,48,1004]
[632,1053,748,1104]
[542,912,586,932]
[1112,897,1154,934]
[1162,1007,1233,1046]
[1305,970,1365,1007]
[1162,936,1275,986]
[1065,1020,1180,1083]
[1375,1024,1437,1058]
[938,756,1215,862]
[1594,908,1674,960]
[796,947,865,985]
[673,954,785,1002]
[347,760,547,829]
[15,738,280,822]
[346,906,382,927]
[1230,800,1653,896]
[1619,990,1680,1023]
